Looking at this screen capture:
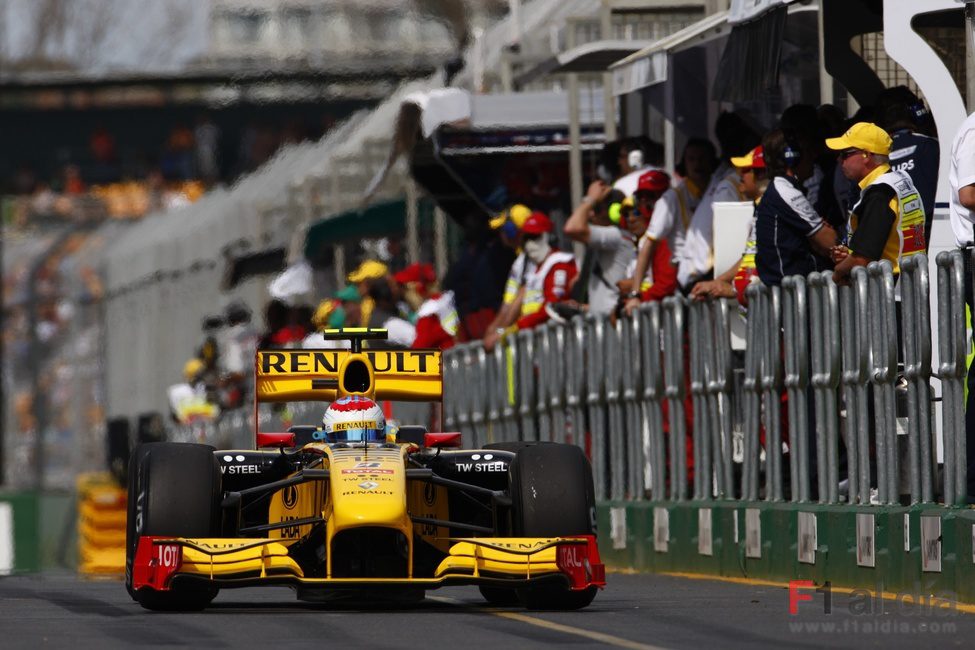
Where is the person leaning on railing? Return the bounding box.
[948,108,975,500]
[482,205,534,352]
[623,139,716,316]
[690,145,769,307]
[505,212,577,332]
[827,122,926,285]
[612,172,678,322]
[754,129,837,288]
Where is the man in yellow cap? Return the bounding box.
[827,122,926,283]
[489,203,533,243]
[347,259,388,326]
[483,204,537,351]
[347,259,388,287]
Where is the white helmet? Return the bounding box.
[321,395,386,443]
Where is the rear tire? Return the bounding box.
[125,443,222,611]
[509,443,598,610]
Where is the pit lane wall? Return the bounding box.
[0,491,76,573]
[595,502,975,603]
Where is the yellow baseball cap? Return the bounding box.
[183,358,204,382]
[825,122,892,155]
[347,259,388,283]
[489,204,532,230]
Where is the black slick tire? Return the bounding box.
[125,442,222,611]
[508,443,598,610]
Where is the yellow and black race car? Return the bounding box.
[125,329,604,611]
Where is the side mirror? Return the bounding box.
[257,432,296,448]
[424,432,462,448]
[396,425,428,446]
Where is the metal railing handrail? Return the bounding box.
[441,251,973,509]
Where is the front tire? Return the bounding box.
[509,443,598,610]
[478,585,521,606]
[125,443,222,611]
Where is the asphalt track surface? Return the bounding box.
[2,572,973,649]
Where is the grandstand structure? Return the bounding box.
[0,0,507,487]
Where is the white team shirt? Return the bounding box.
[677,162,743,287]
[644,181,700,262]
[949,111,975,246]
[587,224,635,317]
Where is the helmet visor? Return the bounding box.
[328,423,384,443]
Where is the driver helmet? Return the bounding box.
[321,395,386,444]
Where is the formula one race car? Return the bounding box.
[125,329,604,611]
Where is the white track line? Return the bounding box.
[427,595,668,650]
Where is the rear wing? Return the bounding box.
[254,328,442,403]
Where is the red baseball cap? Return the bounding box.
[393,262,436,286]
[730,146,765,170]
[521,211,553,235]
[636,169,671,193]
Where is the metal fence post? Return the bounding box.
[900,255,934,504]
[604,316,626,501]
[703,297,735,499]
[621,312,645,500]
[450,344,471,437]
[469,344,489,449]
[688,299,710,499]
[782,275,811,502]
[566,316,587,450]
[443,346,460,431]
[662,297,688,501]
[534,324,553,442]
[515,329,536,441]
[484,343,500,443]
[807,272,841,504]
[500,337,519,442]
[547,323,568,446]
[585,314,608,500]
[865,262,899,505]
[742,284,764,501]
[936,250,967,505]
[638,302,667,500]
[839,272,871,505]
[759,285,784,501]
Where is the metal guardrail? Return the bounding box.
[936,250,968,506]
[443,253,973,507]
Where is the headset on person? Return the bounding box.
[782,133,802,168]
[909,101,929,122]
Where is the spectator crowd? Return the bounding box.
[4,113,335,225]
[171,87,942,413]
[167,84,975,504]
